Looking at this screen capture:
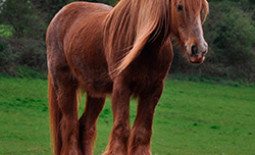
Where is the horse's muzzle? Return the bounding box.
[188,43,208,64]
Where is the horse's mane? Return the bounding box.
[104,0,208,77]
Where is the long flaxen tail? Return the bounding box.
[48,73,62,155]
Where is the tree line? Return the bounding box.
[0,0,254,82]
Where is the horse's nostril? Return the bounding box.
[191,45,198,55]
[202,50,208,56]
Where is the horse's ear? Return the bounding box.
[201,0,209,24]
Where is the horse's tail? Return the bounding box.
[48,73,62,155]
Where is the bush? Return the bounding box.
[0,37,47,76]
[16,66,47,79]
[0,0,46,40]
[8,38,47,71]
[204,1,255,81]
[0,38,16,75]
[0,24,14,38]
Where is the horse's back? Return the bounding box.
[46,1,111,49]
[46,2,113,96]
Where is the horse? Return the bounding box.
[46,0,209,154]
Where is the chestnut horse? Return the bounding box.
[46,0,209,154]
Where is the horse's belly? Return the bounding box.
[68,53,113,96]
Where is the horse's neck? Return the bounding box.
[104,0,171,75]
[104,0,171,50]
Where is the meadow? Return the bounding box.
[0,77,254,155]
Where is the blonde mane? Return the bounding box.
[104,0,208,77]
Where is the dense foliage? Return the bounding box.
[0,0,254,82]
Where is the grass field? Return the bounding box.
[0,77,254,155]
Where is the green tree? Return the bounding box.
[0,0,46,39]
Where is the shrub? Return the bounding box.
[204,1,255,81]
[8,38,47,72]
[0,24,14,38]
[0,37,47,76]
[0,38,16,75]
[0,0,46,40]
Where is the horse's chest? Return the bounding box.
[126,52,172,95]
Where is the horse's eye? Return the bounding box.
[177,5,183,11]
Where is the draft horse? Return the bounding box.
[46,0,209,154]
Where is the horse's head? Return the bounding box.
[171,0,209,64]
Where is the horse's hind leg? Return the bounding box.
[49,68,81,155]
[79,95,105,155]
[128,82,163,155]
[58,84,81,155]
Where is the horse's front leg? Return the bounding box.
[128,82,163,155]
[104,78,131,155]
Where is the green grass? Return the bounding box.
[0,77,255,155]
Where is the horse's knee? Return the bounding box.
[132,128,152,145]
[128,128,152,155]
[60,115,79,136]
[80,124,96,138]
[112,124,130,140]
